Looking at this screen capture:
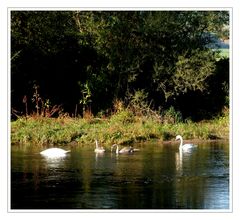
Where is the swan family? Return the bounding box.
[40,135,194,158]
[40,141,139,158]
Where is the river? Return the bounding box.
[11,141,229,210]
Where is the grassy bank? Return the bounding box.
[11,108,229,147]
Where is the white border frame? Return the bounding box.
[1,1,238,219]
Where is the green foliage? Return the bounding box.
[11,11,229,121]
[72,11,229,105]
[163,106,183,124]
[174,49,216,94]
[110,109,135,125]
[11,11,77,56]
[78,82,92,115]
[11,110,229,146]
[126,89,150,115]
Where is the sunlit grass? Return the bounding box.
[11,110,229,146]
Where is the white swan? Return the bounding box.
[40,148,70,158]
[111,144,139,154]
[94,140,105,153]
[176,135,197,150]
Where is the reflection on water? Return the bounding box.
[11,141,229,209]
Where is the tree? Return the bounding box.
[11,10,229,119]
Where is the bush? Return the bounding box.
[110,109,135,125]
[163,106,183,124]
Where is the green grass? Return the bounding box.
[11,109,229,147]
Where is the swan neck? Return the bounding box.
[95,140,99,149]
[179,137,183,149]
[116,145,119,154]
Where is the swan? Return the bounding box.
[111,144,132,154]
[111,144,139,154]
[94,140,105,153]
[40,148,70,158]
[176,135,197,150]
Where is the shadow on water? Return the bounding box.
[11,141,229,209]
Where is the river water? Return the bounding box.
[11,141,229,210]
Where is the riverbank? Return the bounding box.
[11,109,229,146]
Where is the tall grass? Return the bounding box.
[11,107,229,146]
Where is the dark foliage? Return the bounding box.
[11,11,229,120]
